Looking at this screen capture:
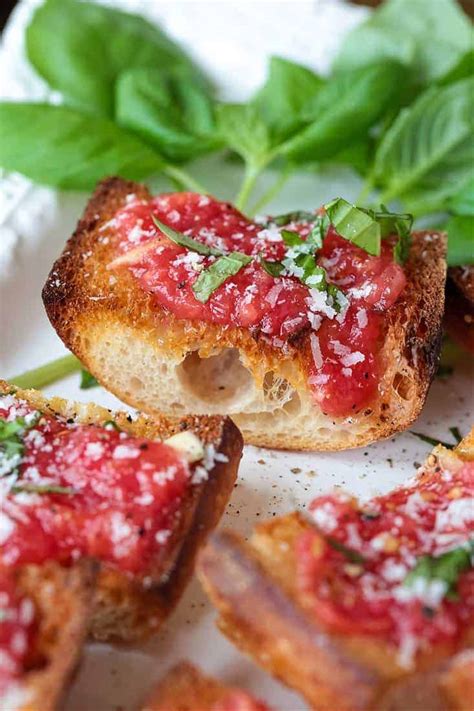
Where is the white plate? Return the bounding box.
[1,2,472,708]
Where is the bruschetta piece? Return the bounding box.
[198,431,474,709]
[43,177,446,450]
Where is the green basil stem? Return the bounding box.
[163,164,208,194]
[10,355,82,389]
[235,163,262,212]
[248,166,292,217]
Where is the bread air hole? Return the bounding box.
[177,348,254,405]
[392,371,413,401]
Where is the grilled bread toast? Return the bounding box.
[445,266,474,354]
[0,381,242,643]
[141,662,271,711]
[198,431,474,710]
[2,562,94,711]
[43,177,446,451]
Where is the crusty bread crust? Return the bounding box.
[445,267,474,354]
[1,381,242,643]
[14,561,95,711]
[42,177,447,451]
[141,662,234,710]
[197,434,474,710]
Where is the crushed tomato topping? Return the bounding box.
[0,571,35,700]
[0,393,198,575]
[107,192,407,417]
[296,453,474,667]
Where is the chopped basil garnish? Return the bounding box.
[192,252,252,303]
[404,542,473,601]
[11,483,77,496]
[80,368,99,389]
[0,413,40,477]
[324,197,413,262]
[152,215,221,256]
[326,536,366,564]
[281,229,304,247]
[259,255,285,277]
[324,198,382,256]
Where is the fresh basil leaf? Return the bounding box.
[216,103,271,169]
[446,215,474,267]
[0,103,164,190]
[437,49,474,86]
[324,198,381,256]
[151,215,221,256]
[192,253,252,303]
[259,255,284,277]
[328,139,374,177]
[280,61,406,163]
[449,177,474,216]
[26,0,205,116]
[404,542,473,601]
[253,56,323,142]
[80,369,98,390]
[11,483,77,496]
[333,0,472,84]
[374,79,474,207]
[116,67,220,163]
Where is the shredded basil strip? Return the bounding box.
[192,252,252,303]
[404,542,474,601]
[152,215,221,256]
[324,197,382,256]
[11,483,77,496]
[326,536,366,564]
[259,255,285,277]
[324,197,413,262]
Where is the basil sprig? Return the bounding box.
[324,198,413,263]
[404,541,473,601]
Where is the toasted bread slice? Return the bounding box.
[0,381,242,643]
[445,266,474,354]
[5,562,95,711]
[141,661,271,710]
[42,177,446,451]
[198,432,474,710]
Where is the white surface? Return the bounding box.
[0,2,473,710]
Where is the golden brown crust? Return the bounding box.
[445,268,474,354]
[141,662,231,710]
[1,380,242,643]
[197,437,473,710]
[42,177,446,451]
[16,561,95,711]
